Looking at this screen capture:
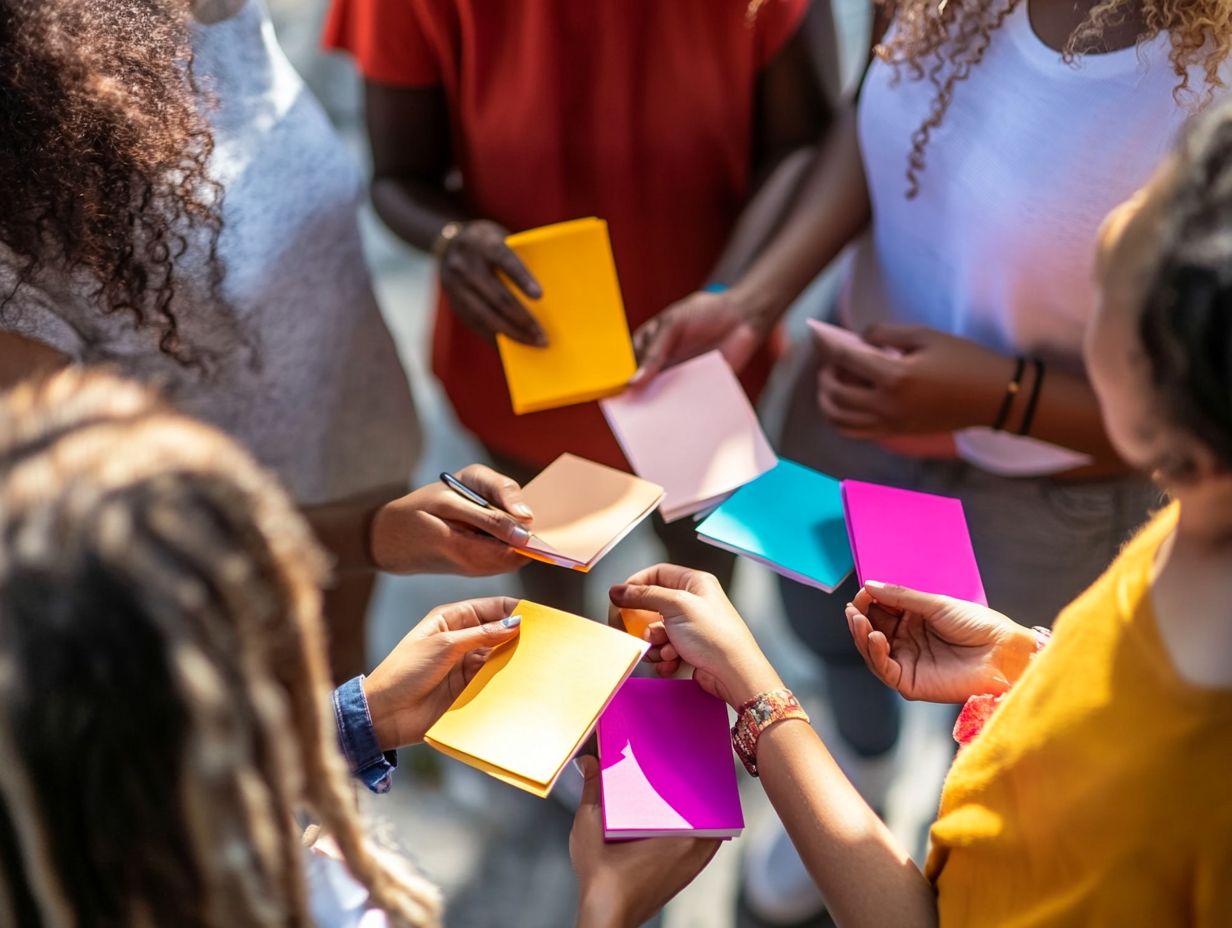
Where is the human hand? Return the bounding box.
[571,755,721,928]
[364,596,522,750]
[630,288,768,385]
[438,219,546,346]
[370,464,533,576]
[609,564,783,708]
[811,323,1016,437]
[845,581,1037,703]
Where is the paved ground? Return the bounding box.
[266,4,956,925]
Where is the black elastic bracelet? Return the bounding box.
[992,356,1026,432]
[1019,358,1046,436]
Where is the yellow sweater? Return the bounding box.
[928,505,1232,926]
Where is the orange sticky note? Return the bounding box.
[620,608,662,640]
[515,454,663,572]
[424,600,649,797]
[497,218,637,414]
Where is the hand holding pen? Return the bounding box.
[368,464,535,576]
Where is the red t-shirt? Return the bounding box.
[324,0,808,469]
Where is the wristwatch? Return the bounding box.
[732,688,809,777]
[431,220,464,260]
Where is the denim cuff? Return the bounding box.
[333,675,397,794]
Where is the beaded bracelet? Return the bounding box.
[731,688,809,777]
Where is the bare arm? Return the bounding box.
[707,9,834,284]
[733,100,869,328]
[362,82,545,345]
[757,720,938,928]
[365,83,461,251]
[609,566,939,927]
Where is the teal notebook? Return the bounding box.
[695,460,854,592]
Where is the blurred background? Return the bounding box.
[266,2,955,924]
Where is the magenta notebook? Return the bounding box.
[597,678,743,839]
[841,480,987,605]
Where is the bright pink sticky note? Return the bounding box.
[841,480,987,605]
[597,678,743,839]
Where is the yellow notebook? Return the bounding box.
[514,453,664,572]
[497,218,637,415]
[424,600,649,797]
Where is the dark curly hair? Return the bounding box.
[1139,97,1232,473]
[876,0,1232,197]
[0,0,224,364]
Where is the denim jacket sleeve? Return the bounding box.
[332,675,397,794]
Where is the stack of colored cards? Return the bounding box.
[497,217,637,414]
[841,480,987,604]
[425,600,648,797]
[597,678,743,839]
[514,453,663,571]
[601,351,777,522]
[696,459,854,592]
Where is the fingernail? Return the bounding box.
[571,758,583,776]
[512,503,533,519]
[628,368,645,385]
[501,614,522,629]
[510,525,532,546]
[864,579,885,590]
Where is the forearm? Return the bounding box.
[730,104,869,325]
[371,174,468,253]
[575,893,628,928]
[708,145,818,285]
[302,486,399,574]
[757,719,938,928]
[1019,366,1126,473]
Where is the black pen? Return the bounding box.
[440,471,534,547]
[440,471,500,510]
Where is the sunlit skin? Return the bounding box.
[1087,159,1232,690]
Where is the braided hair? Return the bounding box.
[0,370,441,927]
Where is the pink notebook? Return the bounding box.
[597,678,744,839]
[841,480,987,605]
[600,351,777,522]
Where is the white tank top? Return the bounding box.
[842,0,1224,476]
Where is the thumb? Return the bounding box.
[609,582,688,618]
[719,322,759,374]
[441,614,522,657]
[456,464,534,522]
[863,323,925,351]
[862,579,952,616]
[631,316,682,386]
[576,754,601,808]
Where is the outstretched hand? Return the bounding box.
[845,581,1037,703]
[370,464,534,576]
[630,289,766,386]
[609,564,783,708]
[363,596,522,750]
[571,755,720,928]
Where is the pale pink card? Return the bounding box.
[600,351,776,522]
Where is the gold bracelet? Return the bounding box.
[431,220,464,260]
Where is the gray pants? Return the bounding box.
[779,346,1162,758]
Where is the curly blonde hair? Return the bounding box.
[0,370,440,927]
[876,0,1232,195]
